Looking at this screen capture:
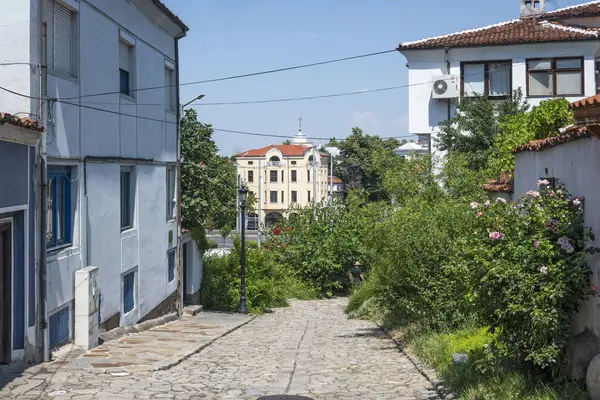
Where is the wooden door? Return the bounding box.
[0,222,12,364]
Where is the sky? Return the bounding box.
[163,0,585,156]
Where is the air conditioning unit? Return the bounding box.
[432,75,459,99]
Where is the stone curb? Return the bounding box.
[98,313,179,343]
[151,315,257,372]
[376,323,453,400]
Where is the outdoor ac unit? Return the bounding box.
[432,75,459,99]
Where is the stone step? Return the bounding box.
[183,305,203,317]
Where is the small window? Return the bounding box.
[119,40,133,96]
[281,191,284,203]
[248,161,254,165]
[270,170,278,183]
[47,166,72,249]
[281,171,284,182]
[45,0,76,77]
[123,271,135,314]
[291,170,297,182]
[307,170,311,182]
[167,249,176,282]
[291,191,297,203]
[164,64,175,110]
[248,170,254,182]
[308,190,311,202]
[270,191,278,203]
[291,161,297,165]
[166,166,176,220]
[462,61,511,98]
[49,306,69,347]
[120,167,134,230]
[527,58,583,96]
[264,191,267,204]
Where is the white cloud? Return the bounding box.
[352,111,379,131]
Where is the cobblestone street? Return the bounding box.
[0,299,436,399]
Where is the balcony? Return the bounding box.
[266,161,282,167]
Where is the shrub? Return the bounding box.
[447,182,596,375]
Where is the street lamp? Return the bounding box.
[238,185,248,314]
[181,93,205,110]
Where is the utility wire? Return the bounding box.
[60,49,398,100]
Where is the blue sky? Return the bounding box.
[163,0,584,156]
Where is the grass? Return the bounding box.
[408,327,589,400]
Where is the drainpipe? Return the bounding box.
[445,46,451,121]
[175,34,184,317]
[39,18,49,362]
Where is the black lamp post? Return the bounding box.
[238,185,248,314]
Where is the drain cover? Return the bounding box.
[257,396,313,400]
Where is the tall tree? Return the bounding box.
[329,128,401,202]
[181,109,237,231]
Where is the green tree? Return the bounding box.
[282,139,292,145]
[329,128,402,202]
[181,109,237,232]
[220,224,232,244]
[437,89,529,171]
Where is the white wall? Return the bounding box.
[182,234,202,297]
[514,137,600,337]
[402,41,600,154]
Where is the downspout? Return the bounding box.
[39,17,49,362]
[445,46,451,121]
[175,33,184,317]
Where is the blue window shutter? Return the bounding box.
[13,212,25,350]
[49,307,69,347]
[168,250,175,282]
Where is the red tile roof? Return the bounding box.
[569,94,600,109]
[151,0,188,32]
[0,112,44,132]
[236,144,327,158]
[481,180,514,193]
[328,176,343,184]
[398,2,600,50]
[512,127,590,153]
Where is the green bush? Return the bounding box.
[446,182,596,374]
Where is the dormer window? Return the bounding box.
[269,156,281,166]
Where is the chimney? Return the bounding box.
[521,0,546,17]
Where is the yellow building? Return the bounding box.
[235,129,329,227]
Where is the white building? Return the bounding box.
[394,141,428,158]
[235,128,329,227]
[397,0,600,158]
[0,0,189,356]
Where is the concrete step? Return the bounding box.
[183,305,203,317]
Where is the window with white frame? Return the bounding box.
[45,0,76,76]
[166,165,176,220]
[120,167,134,230]
[462,61,511,98]
[527,58,583,96]
[165,61,176,111]
[119,40,134,96]
[47,166,72,249]
[270,191,278,203]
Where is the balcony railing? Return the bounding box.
[266,161,282,167]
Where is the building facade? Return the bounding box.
[0,114,43,363]
[397,0,600,158]
[236,129,329,227]
[0,0,188,357]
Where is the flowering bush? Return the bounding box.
[447,181,596,374]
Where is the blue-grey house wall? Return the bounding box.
[0,141,28,209]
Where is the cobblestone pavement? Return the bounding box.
[0,299,437,400]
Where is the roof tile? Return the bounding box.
[512,127,590,153]
[0,112,44,132]
[236,144,326,158]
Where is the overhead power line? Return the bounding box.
[60,49,398,100]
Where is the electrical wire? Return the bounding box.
[60,49,398,100]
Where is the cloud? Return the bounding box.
[352,111,379,130]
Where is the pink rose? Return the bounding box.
[476,212,483,218]
[592,285,597,292]
[489,232,505,241]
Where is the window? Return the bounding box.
[45,0,75,76]
[248,161,254,165]
[270,191,278,203]
[119,40,133,96]
[270,170,278,183]
[49,306,69,347]
[527,58,583,96]
[307,170,311,182]
[596,60,600,94]
[281,171,284,182]
[291,161,297,165]
[167,249,176,282]
[308,190,311,202]
[281,191,284,203]
[123,271,135,314]
[166,166,176,220]
[291,170,297,182]
[164,63,175,110]
[462,61,511,98]
[248,170,254,182]
[120,167,133,230]
[47,166,72,249]
[291,191,297,203]
[264,191,267,204]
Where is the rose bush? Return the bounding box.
[446,181,596,375]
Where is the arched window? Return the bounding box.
[308,155,314,162]
[269,156,280,162]
[265,212,283,227]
